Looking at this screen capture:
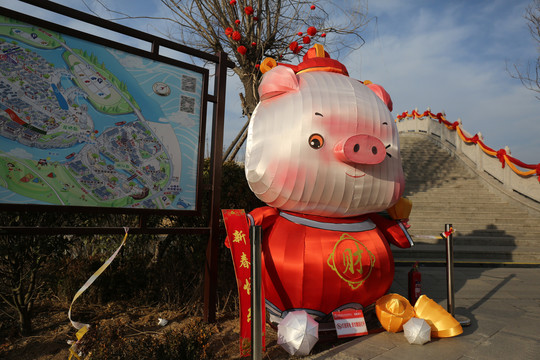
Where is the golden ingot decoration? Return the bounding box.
[413,295,463,338]
[387,197,412,220]
[375,293,415,333]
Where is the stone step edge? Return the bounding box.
[392,244,539,252]
[393,260,540,267]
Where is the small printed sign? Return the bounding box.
[332,309,368,338]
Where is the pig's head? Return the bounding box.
[245,45,404,217]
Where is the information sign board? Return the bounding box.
[0,13,206,212]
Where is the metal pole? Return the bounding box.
[444,224,471,327]
[445,224,455,316]
[251,225,263,360]
[203,51,229,323]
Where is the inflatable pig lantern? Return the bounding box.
[225,45,413,333]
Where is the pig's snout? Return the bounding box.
[334,134,386,165]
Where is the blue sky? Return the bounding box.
[3,0,539,163]
[352,0,539,164]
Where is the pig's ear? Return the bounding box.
[365,82,393,112]
[258,66,299,101]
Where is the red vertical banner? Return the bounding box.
[222,209,266,357]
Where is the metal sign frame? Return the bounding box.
[0,2,219,217]
[1,0,235,322]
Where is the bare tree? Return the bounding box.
[85,0,370,159]
[0,213,69,336]
[510,0,540,99]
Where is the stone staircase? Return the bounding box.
[392,132,540,265]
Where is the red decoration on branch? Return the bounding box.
[307,26,317,36]
[225,27,233,37]
[289,41,299,51]
[235,19,240,25]
[303,36,311,44]
[237,45,247,55]
[232,31,241,41]
[244,6,254,15]
[251,42,257,47]
[321,33,326,37]
[294,45,303,54]
[311,5,316,10]
[297,31,303,36]
[229,0,236,5]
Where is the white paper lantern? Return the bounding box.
[403,317,431,345]
[277,310,319,356]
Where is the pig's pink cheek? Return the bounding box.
[265,159,298,192]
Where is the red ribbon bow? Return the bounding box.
[496,149,507,168]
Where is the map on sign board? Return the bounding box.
[0,15,205,211]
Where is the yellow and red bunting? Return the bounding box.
[397,110,540,181]
[222,210,266,357]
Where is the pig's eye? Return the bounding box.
[309,134,324,149]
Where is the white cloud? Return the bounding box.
[345,0,539,164]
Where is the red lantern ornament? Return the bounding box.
[303,36,311,44]
[225,27,233,37]
[293,45,303,54]
[307,26,317,36]
[229,0,236,5]
[251,42,257,47]
[232,31,241,41]
[321,33,326,37]
[289,41,299,52]
[297,31,303,36]
[310,5,316,10]
[235,19,240,26]
[237,45,247,55]
[244,6,254,15]
[253,16,259,21]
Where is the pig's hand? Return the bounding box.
[369,213,414,248]
[248,206,280,231]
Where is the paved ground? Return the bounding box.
[308,265,540,360]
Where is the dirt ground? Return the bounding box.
[0,300,355,359]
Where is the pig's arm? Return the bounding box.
[369,213,414,248]
[247,206,280,231]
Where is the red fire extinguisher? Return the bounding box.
[408,262,421,305]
